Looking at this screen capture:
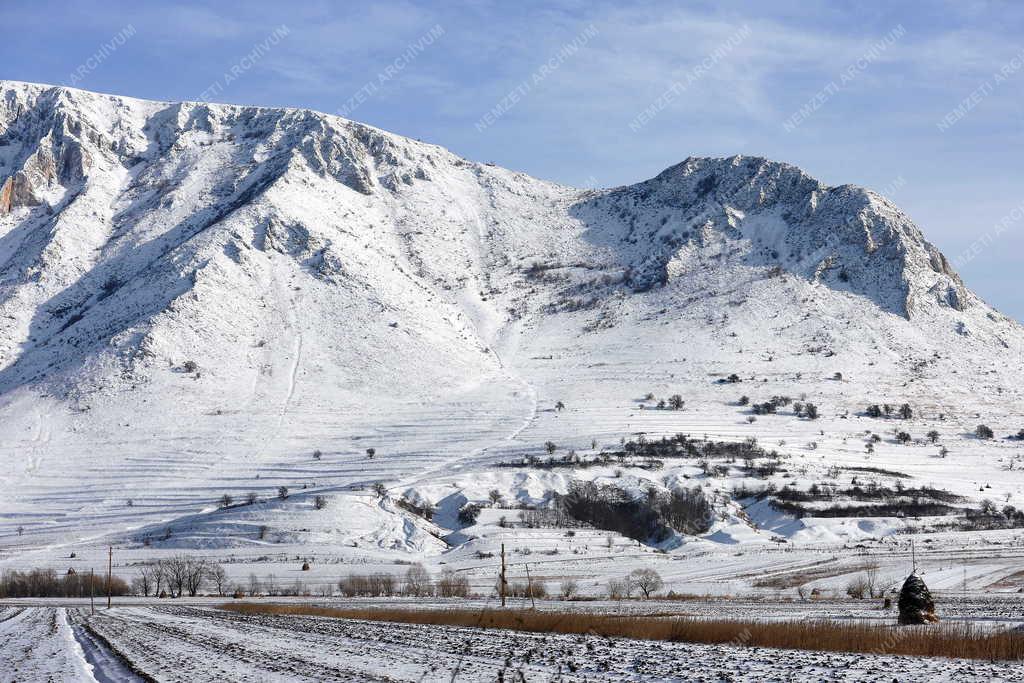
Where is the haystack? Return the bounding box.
[897,573,938,625]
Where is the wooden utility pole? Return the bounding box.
[524,563,536,611]
[89,569,95,615]
[499,544,507,608]
[106,546,112,609]
[910,539,917,574]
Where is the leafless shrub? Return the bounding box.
[607,577,631,600]
[436,568,470,598]
[846,574,869,599]
[510,580,547,599]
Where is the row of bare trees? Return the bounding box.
[0,568,130,598]
[0,548,669,602]
[607,568,664,600]
[134,557,228,598]
[336,565,669,601]
[338,572,398,597]
[337,564,470,598]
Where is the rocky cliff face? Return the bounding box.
[570,156,972,319]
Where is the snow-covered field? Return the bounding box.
[1,602,1022,682]
[0,606,98,682]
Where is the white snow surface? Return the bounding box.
[0,607,98,682]
[0,80,1023,601]
[3,604,1024,682]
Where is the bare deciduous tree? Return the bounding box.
[864,564,882,599]
[165,557,188,598]
[184,557,208,597]
[404,563,432,597]
[208,563,229,597]
[152,561,166,597]
[135,565,155,597]
[630,568,664,599]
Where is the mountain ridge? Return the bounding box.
[0,80,1021,559]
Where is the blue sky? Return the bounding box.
[3,1,1022,320]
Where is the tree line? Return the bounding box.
[134,556,230,597]
[0,567,130,598]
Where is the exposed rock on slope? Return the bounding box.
[573,156,971,318]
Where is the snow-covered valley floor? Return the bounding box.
[3,601,1024,682]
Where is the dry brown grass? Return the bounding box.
[220,603,1024,661]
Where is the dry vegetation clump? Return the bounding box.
[219,604,1024,661]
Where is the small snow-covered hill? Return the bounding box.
[1,81,1022,590]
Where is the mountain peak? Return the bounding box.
[585,153,970,320]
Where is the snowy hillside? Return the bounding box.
[1,80,1022,594]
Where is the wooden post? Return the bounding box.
[524,562,536,611]
[106,546,112,609]
[499,543,507,608]
[89,568,95,615]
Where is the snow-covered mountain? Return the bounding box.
[1,81,1022,586]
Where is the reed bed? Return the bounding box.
[220,603,1024,661]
